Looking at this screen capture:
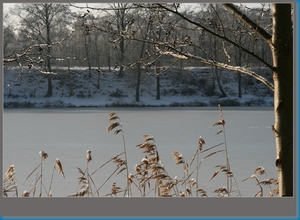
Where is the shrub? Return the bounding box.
[243,98,266,106]
[181,87,198,96]
[204,85,216,97]
[109,89,126,98]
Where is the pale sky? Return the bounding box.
[3,3,267,26]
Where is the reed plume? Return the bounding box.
[87,150,92,163]
[107,111,131,197]
[39,151,48,161]
[3,165,18,197]
[55,158,65,178]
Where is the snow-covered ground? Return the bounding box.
[3,66,274,108]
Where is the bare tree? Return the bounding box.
[106,3,135,78]
[9,3,73,97]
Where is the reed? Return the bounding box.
[106,111,131,197]
[3,165,18,197]
[3,106,279,197]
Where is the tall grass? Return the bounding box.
[2,107,279,197]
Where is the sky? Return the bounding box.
[2,3,267,27]
[3,3,265,13]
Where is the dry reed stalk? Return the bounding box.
[87,150,92,163]
[55,158,65,178]
[259,178,278,186]
[73,151,98,197]
[71,167,89,197]
[90,152,124,176]
[21,190,30,197]
[5,165,15,180]
[111,182,121,196]
[198,136,205,151]
[93,160,126,196]
[106,122,121,133]
[48,163,56,196]
[172,151,185,165]
[214,186,229,197]
[85,150,92,196]
[69,187,89,197]
[39,151,48,162]
[107,111,131,197]
[196,136,205,196]
[3,165,18,197]
[210,105,236,196]
[268,187,279,196]
[242,174,263,196]
[134,135,173,197]
[179,191,185,197]
[196,188,207,197]
[253,166,265,176]
[38,151,48,197]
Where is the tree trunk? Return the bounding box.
[156,74,160,100]
[45,4,52,97]
[135,32,148,102]
[117,9,126,78]
[84,34,92,78]
[215,67,227,97]
[236,51,242,98]
[238,72,242,98]
[271,4,293,196]
[136,63,141,102]
[46,75,53,97]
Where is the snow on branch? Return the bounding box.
[188,53,274,91]
[155,45,274,91]
[155,45,188,59]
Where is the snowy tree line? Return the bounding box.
[3,3,273,98]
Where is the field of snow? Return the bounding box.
[3,66,274,108]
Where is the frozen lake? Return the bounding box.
[3,107,277,197]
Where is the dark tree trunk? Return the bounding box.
[215,67,227,97]
[46,75,53,97]
[136,63,141,102]
[156,74,160,100]
[271,4,293,196]
[238,73,242,98]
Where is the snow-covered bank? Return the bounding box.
[3,66,274,108]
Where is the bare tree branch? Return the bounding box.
[222,4,272,45]
[154,45,274,91]
[155,3,274,70]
